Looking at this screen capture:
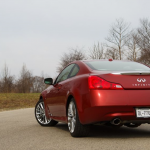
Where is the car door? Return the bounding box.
[53,64,80,117]
[46,64,75,117]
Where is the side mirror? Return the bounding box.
[44,78,53,85]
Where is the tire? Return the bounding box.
[35,99,58,126]
[67,98,90,137]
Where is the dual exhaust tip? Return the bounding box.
[111,118,122,126]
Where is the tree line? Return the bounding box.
[0,64,47,93]
[58,18,150,72]
[1,18,150,93]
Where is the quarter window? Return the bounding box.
[69,65,79,77]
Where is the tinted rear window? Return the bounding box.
[84,61,150,71]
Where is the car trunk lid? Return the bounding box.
[91,71,150,89]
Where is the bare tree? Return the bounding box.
[137,53,150,65]
[89,42,105,59]
[0,64,52,93]
[31,76,47,93]
[57,48,86,73]
[106,18,131,60]
[137,18,150,65]
[16,64,33,93]
[105,47,119,60]
[0,63,14,93]
[127,31,140,61]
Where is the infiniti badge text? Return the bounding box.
[132,84,150,87]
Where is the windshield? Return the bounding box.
[84,61,150,71]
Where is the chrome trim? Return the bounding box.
[137,78,146,82]
[112,71,150,75]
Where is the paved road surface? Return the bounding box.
[1,108,150,150]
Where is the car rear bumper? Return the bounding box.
[80,106,150,124]
[78,90,150,124]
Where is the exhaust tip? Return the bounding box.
[111,118,121,126]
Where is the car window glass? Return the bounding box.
[55,64,75,83]
[85,61,150,71]
[69,65,79,77]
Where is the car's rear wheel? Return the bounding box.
[35,99,58,126]
[68,98,90,137]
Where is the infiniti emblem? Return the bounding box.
[137,78,146,82]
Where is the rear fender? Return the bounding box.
[66,75,90,124]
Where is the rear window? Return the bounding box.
[84,61,150,71]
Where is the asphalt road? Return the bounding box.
[1,108,150,150]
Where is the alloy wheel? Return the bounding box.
[35,101,51,125]
[68,101,76,133]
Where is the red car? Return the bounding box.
[35,59,150,137]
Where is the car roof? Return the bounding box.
[78,59,132,63]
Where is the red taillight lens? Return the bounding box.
[88,76,123,90]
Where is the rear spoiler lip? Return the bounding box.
[111,71,150,75]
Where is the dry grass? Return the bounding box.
[0,93,40,111]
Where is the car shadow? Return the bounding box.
[56,123,150,138]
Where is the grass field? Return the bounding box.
[0,93,40,111]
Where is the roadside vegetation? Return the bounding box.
[0,93,40,111]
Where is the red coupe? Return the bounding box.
[35,59,150,137]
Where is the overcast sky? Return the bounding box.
[0,0,150,78]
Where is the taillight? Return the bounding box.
[88,76,123,90]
